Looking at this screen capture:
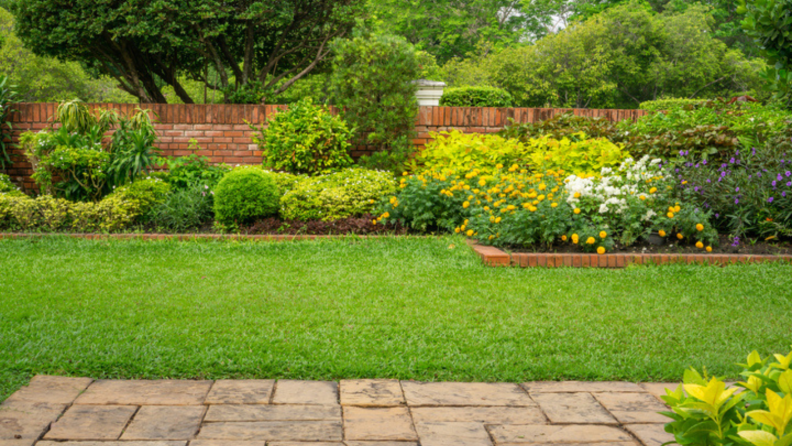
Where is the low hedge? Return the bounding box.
[440,86,513,107]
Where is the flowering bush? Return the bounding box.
[662,348,792,446]
[281,168,396,221]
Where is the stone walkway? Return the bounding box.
[1,376,678,446]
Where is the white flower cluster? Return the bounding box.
[565,156,663,215]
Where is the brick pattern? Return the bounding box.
[3,375,680,445]
[2,103,647,191]
[471,244,792,268]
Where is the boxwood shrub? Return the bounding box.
[214,167,280,225]
[440,86,513,107]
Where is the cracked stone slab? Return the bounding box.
[74,380,212,406]
[196,421,343,441]
[0,400,66,441]
[205,380,275,405]
[522,382,644,393]
[204,405,341,422]
[269,443,344,446]
[343,406,418,441]
[44,405,138,440]
[530,392,617,424]
[414,422,493,446]
[188,441,265,446]
[38,442,185,446]
[343,442,419,446]
[638,383,678,403]
[593,393,668,424]
[5,376,93,405]
[121,405,206,440]
[271,381,338,406]
[401,382,535,407]
[624,424,674,446]
[410,406,546,424]
[0,440,36,446]
[339,380,405,407]
[489,424,634,443]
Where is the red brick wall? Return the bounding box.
[2,103,647,191]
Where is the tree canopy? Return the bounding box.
[11,0,364,103]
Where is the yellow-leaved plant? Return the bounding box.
[525,132,629,177]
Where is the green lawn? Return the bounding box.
[1,236,791,402]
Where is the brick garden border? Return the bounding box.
[471,244,792,268]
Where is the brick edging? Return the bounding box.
[471,244,792,268]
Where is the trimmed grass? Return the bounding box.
[1,236,791,401]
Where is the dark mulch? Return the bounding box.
[239,214,409,236]
[512,234,792,255]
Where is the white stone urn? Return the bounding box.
[413,79,446,106]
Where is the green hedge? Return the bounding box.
[440,86,513,107]
[639,98,706,112]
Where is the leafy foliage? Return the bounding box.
[0,73,15,171]
[252,98,353,175]
[739,0,792,105]
[280,167,396,221]
[414,131,528,174]
[639,98,708,111]
[330,32,420,153]
[213,167,280,226]
[160,153,231,191]
[525,134,629,177]
[0,173,21,195]
[440,86,513,107]
[146,183,214,232]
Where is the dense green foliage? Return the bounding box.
[443,2,764,108]
[0,173,20,195]
[0,73,15,170]
[252,99,353,175]
[639,98,707,111]
[330,33,420,159]
[146,184,214,233]
[738,0,792,105]
[158,154,231,191]
[440,86,513,107]
[2,237,792,402]
[280,167,396,221]
[10,0,363,103]
[213,167,280,226]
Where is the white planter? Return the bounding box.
[413,79,446,106]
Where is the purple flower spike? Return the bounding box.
[736,187,740,192]
[783,191,787,197]
[703,160,708,165]
[779,174,784,181]
[773,181,777,187]
[787,182,792,187]
[715,213,720,218]
[707,179,711,183]
[769,197,774,203]
[735,198,739,204]
[721,171,727,177]
[730,157,735,164]
[786,171,791,177]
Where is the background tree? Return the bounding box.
[738,0,792,105]
[10,0,364,103]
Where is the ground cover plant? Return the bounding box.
[1,236,791,402]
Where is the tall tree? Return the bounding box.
[11,0,364,103]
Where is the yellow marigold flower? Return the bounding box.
[586,237,596,245]
[658,230,666,237]
[522,203,530,209]
[463,185,470,190]
[573,192,581,198]
[464,219,469,225]
[551,202,558,208]
[639,195,646,200]
[537,195,545,201]
[496,163,503,169]
[463,201,470,208]
[529,206,537,212]
[571,234,579,244]
[696,241,704,249]
[574,208,581,214]
[538,183,547,191]
[495,217,502,223]
[696,223,704,231]
[706,246,712,252]
[599,231,607,239]
[597,246,606,255]
[484,206,490,211]
[674,205,681,213]
[649,187,657,193]
[466,229,474,236]
[454,227,461,233]
[500,208,508,213]
[402,171,408,176]
[478,179,486,186]
[400,184,406,188]
[561,235,568,241]
[490,216,496,223]
[488,235,495,240]
[372,219,377,225]
[677,233,684,240]
[382,212,390,219]
[667,212,674,218]
[369,199,375,204]
[507,205,516,211]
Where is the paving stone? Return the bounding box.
[489,424,634,443]
[196,421,343,441]
[343,442,419,446]
[522,382,644,393]
[205,380,275,405]
[339,380,404,406]
[205,405,340,422]
[593,393,668,423]
[0,441,35,446]
[38,442,185,446]
[5,376,93,405]
[74,380,212,406]
[401,382,535,407]
[638,383,678,403]
[269,443,343,446]
[188,441,265,446]
[121,405,206,440]
[44,405,137,440]
[0,400,66,441]
[530,393,617,424]
[343,406,418,441]
[498,443,637,446]
[414,422,492,446]
[272,381,338,406]
[410,406,546,424]
[624,424,674,446]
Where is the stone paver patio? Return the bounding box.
[1,376,678,446]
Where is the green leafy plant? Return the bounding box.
[738,0,792,106]
[147,183,213,232]
[160,153,230,190]
[356,135,413,176]
[251,98,353,175]
[0,74,17,171]
[440,86,513,107]
[414,130,529,174]
[329,32,420,153]
[639,98,707,111]
[280,167,396,221]
[524,133,629,177]
[0,173,21,196]
[213,166,280,226]
[500,112,623,143]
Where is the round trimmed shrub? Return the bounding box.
[214,167,280,225]
[440,86,513,107]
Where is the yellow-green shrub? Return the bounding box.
[525,133,629,177]
[414,130,528,174]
